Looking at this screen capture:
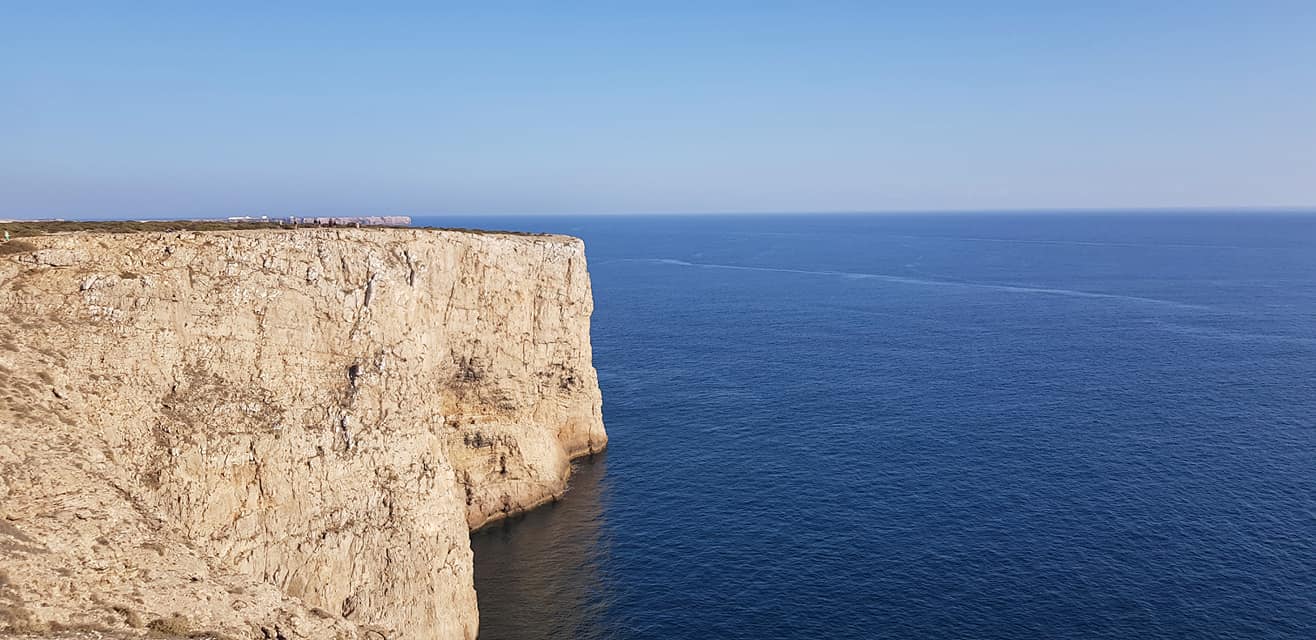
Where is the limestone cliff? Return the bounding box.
[0,227,606,639]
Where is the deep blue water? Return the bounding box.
[444,213,1316,640]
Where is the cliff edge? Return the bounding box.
[0,227,607,639]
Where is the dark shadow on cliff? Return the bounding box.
[470,453,615,640]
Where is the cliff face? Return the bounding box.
[0,228,606,639]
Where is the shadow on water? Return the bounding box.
[471,453,614,640]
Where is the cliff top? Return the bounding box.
[0,219,561,241]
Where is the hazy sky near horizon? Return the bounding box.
[3,2,1315,217]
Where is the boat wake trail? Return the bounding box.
[891,234,1262,251]
[1149,320,1316,347]
[638,258,1211,310]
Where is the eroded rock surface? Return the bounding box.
[0,228,606,638]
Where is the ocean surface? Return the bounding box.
[434,213,1316,640]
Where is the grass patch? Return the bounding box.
[146,613,192,635]
[0,240,36,255]
[1,221,296,237]
[0,220,553,239]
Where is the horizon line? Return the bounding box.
[5,205,1316,222]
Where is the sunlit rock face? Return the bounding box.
[0,227,605,639]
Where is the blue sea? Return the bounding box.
[437,213,1316,640]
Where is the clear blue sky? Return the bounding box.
[3,2,1314,217]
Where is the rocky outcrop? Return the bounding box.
[0,227,606,638]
